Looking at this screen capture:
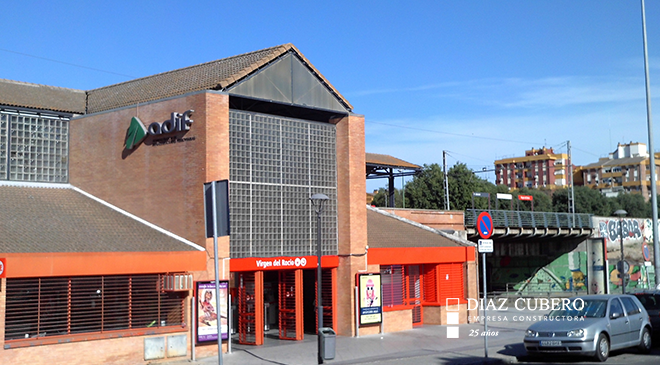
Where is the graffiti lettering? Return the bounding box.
[599,219,642,244]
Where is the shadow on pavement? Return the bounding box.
[433,355,509,365]
[498,343,525,357]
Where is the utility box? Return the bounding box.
[319,327,336,360]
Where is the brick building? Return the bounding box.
[0,44,475,364]
[494,147,569,189]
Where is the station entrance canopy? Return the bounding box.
[366,153,421,207]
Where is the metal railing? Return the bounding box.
[465,209,593,229]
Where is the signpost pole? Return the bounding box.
[476,211,493,360]
[482,252,488,359]
[211,183,223,365]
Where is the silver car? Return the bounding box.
[524,294,652,362]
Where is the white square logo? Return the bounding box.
[447,312,459,325]
[446,298,460,311]
[447,326,459,338]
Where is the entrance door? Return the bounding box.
[278,270,303,340]
[237,271,264,345]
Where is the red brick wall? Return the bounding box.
[334,114,368,337]
[379,208,465,231]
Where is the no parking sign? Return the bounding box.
[476,212,493,239]
[643,242,651,262]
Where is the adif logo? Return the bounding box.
[125,110,194,150]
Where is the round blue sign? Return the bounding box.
[477,212,493,239]
[643,243,651,261]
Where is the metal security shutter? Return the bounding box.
[381,265,404,307]
[404,265,423,325]
[5,275,185,342]
[423,264,438,303]
[436,263,464,303]
[278,270,297,340]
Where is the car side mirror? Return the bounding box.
[610,312,622,319]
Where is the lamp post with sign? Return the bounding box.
[476,212,493,359]
[614,210,628,294]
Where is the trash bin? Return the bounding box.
[319,327,336,360]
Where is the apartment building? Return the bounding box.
[494,147,570,189]
[579,142,660,200]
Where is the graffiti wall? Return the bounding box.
[486,217,657,294]
[593,216,645,250]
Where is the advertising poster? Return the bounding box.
[358,273,382,325]
[196,281,229,343]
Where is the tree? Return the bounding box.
[404,163,446,209]
[371,187,405,208]
[447,163,493,210]
[513,187,552,212]
[552,186,614,216]
[614,193,649,218]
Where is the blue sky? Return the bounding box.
[3,1,660,193]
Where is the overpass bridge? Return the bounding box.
[464,209,596,294]
[465,209,594,242]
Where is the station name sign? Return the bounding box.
[256,257,308,269]
[125,110,194,150]
[230,255,340,272]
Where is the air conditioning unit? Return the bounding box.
[164,273,194,291]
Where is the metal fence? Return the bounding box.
[465,209,592,229]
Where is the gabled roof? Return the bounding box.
[367,205,472,248]
[86,43,352,114]
[0,78,86,114]
[0,183,204,254]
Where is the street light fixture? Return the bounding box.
[614,209,628,294]
[310,193,329,364]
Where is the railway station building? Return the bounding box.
[0,44,476,364]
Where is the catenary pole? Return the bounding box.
[642,0,660,285]
[444,150,450,210]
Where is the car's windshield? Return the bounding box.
[635,294,660,310]
[547,299,607,318]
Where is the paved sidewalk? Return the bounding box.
[159,321,526,365]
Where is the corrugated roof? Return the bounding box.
[0,78,86,114]
[367,206,471,248]
[0,184,203,253]
[366,153,420,169]
[86,43,352,114]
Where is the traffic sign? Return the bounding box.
[643,243,651,261]
[476,212,493,239]
[478,239,494,253]
[617,260,630,274]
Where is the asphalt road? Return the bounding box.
[346,307,660,365]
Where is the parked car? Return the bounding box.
[632,290,660,333]
[523,294,652,362]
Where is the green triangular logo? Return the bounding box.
[125,116,148,150]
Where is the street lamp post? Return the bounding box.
[614,209,628,294]
[310,193,329,364]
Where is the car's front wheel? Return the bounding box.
[594,333,609,362]
[638,327,652,354]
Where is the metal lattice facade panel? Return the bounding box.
[229,110,337,258]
